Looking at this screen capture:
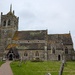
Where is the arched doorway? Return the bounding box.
[7,47,19,60]
[8,53,14,60]
[58,55,61,61]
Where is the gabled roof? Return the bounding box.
[48,33,73,45]
[13,30,47,40]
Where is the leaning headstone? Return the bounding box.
[59,60,65,75]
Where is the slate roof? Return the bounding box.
[7,43,45,50]
[48,33,73,45]
[47,33,73,50]
[19,43,45,50]
[13,30,47,40]
[7,32,73,50]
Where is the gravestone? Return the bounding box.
[46,73,51,75]
[59,60,65,75]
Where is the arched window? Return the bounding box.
[35,51,39,56]
[52,48,55,54]
[65,47,68,54]
[24,52,28,56]
[3,20,6,26]
[8,20,11,25]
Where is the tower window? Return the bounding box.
[3,20,6,26]
[8,20,11,25]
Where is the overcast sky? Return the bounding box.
[0,0,75,49]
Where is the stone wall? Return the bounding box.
[18,50,45,61]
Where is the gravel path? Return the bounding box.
[0,61,13,75]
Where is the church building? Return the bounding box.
[0,5,75,61]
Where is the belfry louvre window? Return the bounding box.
[3,20,6,26]
[8,20,11,25]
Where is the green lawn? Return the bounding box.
[10,61,75,75]
[10,61,61,75]
[0,61,4,66]
[63,61,75,75]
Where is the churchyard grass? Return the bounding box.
[63,61,75,75]
[10,61,61,75]
[11,61,75,75]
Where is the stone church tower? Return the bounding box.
[0,5,19,52]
